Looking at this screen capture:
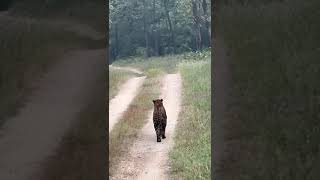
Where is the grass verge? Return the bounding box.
[169,59,211,179]
[109,68,163,175]
[112,49,211,74]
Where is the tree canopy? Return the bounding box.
[109,0,211,61]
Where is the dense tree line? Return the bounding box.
[109,0,211,61]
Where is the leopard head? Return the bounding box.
[152,99,163,108]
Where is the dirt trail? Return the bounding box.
[0,49,105,180]
[110,73,182,180]
[108,65,146,132]
[109,77,145,132]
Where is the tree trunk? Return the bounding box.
[115,23,119,59]
[154,30,160,56]
[152,0,157,56]
[143,0,150,57]
[163,0,176,54]
[192,0,202,51]
[202,0,211,47]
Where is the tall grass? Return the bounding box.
[112,49,211,74]
[169,58,211,179]
[216,0,320,179]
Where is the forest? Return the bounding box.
[109,0,211,62]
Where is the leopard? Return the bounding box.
[152,99,167,142]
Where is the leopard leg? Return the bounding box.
[161,121,166,139]
[156,128,161,142]
[154,121,161,142]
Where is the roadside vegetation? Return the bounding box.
[216,0,320,179]
[169,53,211,179]
[112,56,182,74]
[112,49,210,74]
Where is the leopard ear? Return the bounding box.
[153,100,156,103]
[160,99,163,102]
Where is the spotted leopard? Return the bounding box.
[152,99,167,142]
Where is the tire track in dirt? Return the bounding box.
[108,76,145,132]
[0,49,105,180]
[110,73,182,180]
[108,65,146,132]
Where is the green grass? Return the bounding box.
[145,68,165,78]
[109,68,163,175]
[112,55,183,74]
[216,0,320,179]
[112,49,211,74]
[109,68,141,100]
[169,58,211,180]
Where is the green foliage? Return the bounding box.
[145,68,164,78]
[135,47,147,57]
[170,59,211,180]
[109,0,211,60]
[182,48,211,62]
[216,0,320,179]
[113,49,211,74]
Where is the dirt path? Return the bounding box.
[109,76,145,132]
[0,49,105,180]
[110,73,182,180]
[108,65,146,132]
